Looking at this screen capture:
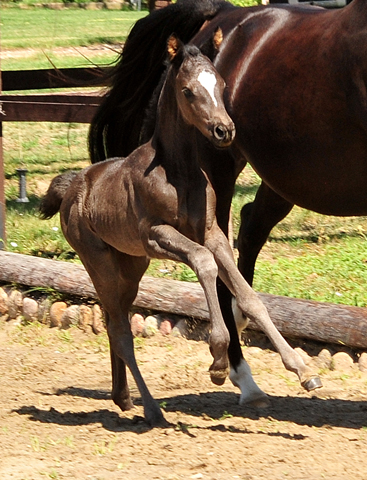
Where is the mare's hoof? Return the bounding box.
[302,376,323,392]
[113,396,134,412]
[145,410,168,428]
[247,395,270,409]
[144,403,168,428]
[238,391,270,409]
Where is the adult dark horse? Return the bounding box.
[90,0,367,404]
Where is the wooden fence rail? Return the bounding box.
[0,66,110,248]
[1,251,367,349]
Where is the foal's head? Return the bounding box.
[167,31,235,149]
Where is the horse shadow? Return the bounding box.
[13,387,367,433]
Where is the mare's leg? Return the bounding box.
[146,225,230,384]
[233,182,293,337]
[78,245,164,426]
[205,225,322,397]
[207,155,263,403]
[238,181,293,286]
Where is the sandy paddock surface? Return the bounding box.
[1,318,367,480]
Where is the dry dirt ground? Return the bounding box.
[1,320,367,480]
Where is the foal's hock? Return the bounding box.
[41,32,319,426]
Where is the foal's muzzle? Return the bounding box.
[212,122,236,148]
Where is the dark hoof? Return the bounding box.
[113,396,134,412]
[211,375,226,386]
[145,410,168,428]
[209,367,228,385]
[302,376,323,391]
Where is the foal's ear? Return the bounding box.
[201,27,223,61]
[167,34,184,62]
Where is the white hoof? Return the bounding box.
[230,359,269,408]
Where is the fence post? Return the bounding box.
[0,69,5,250]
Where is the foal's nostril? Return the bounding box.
[214,125,227,141]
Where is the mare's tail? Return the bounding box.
[39,171,78,220]
[88,0,233,163]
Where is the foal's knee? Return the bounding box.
[190,248,218,283]
[236,290,268,322]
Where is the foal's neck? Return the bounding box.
[152,75,201,177]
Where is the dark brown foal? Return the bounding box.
[41,32,318,426]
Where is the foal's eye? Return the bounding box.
[182,88,194,99]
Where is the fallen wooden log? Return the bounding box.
[0,251,367,348]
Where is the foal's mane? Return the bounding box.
[88,0,234,163]
[140,43,203,145]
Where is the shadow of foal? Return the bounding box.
[40,32,319,426]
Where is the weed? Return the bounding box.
[84,332,109,354]
[47,471,59,480]
[92,436,118,456]
[134,337,146,349]
[219,411,233,420]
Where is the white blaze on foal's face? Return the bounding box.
[198,70,218,107]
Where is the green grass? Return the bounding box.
[3,6,367,308]
[0,9,147,51]
[1,49,120,73]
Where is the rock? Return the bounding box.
[7,290,23,319]
[171,318,188,338]
[143,315,158,337]
[61,305,80,329]
[159,318,172,336]
[332,351,354,371]
[86,2,104,9]
[92,304,105,334]
[0,287,8,315]
[315,348,333,370]
[131,313,145,337]
[79,305,93,332]
[50,302,67,328]
[358,352,367,372]
[38,298,52,325]
[104,0,123,10]
[294,347,312,365]
[22,297,39,323]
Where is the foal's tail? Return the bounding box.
[39,171,78,220]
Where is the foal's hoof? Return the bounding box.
[209,368,228,386]
[302,376,323,392]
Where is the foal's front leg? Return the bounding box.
[147,225,230,384]
[205,225,322,393]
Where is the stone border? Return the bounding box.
[0,285,204,339]
[2,284,367,375]
[30,1,144,10]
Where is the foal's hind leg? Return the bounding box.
[106,310,133,411]
[78,246,165,426]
